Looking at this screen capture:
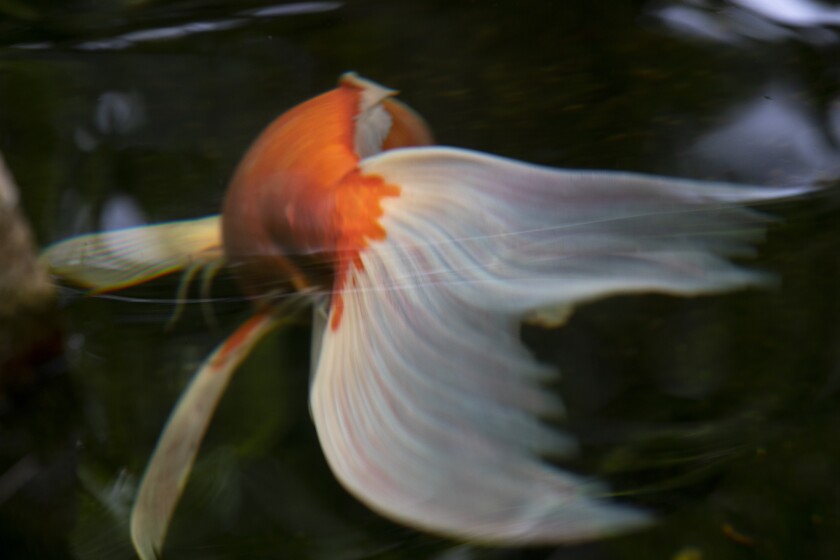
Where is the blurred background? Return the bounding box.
[1,0,839,558]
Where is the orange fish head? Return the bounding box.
[220,73,433,297]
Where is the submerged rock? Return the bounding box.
[0,153,59,392]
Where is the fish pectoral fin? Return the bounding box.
[129,309,288,560]
[41,215,223,293]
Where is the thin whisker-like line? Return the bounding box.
[79,292,254,305]
[167,262,204,329]
[374,206,772,254]
[200,259,226,328]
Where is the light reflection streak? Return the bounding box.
[77,19,243,51]
[12,2,343,51]
[241,1,342,18]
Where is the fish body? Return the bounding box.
[41,73,810,558]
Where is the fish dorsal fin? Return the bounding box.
[340,72,396,159]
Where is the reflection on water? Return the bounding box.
[652,0,840,43]
[12,2,343,51]
[735,0,840,26]
[687,84,840,183]
[651,0,840,188]
[1,1,839,559]
[99,195,147,231]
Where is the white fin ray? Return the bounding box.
[309,146,808,544]
[41,215,222,292]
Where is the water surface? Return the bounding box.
[1,1,839,559]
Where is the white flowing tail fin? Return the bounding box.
[361,147,809,313]
[308,147,808,544]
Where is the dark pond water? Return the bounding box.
[2,1,840,559]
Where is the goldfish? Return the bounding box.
[42,72,810,559]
